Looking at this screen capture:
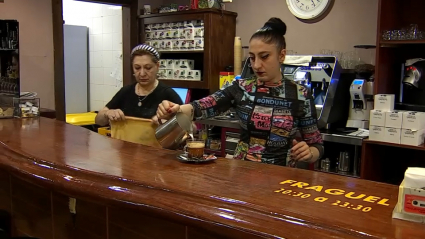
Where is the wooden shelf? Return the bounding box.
[139,9,237,19]
[139,9,236,93]
[380,40,425,47]
[159,50,204,54]
[205,149,221,155]
[364,139,425,151]
[159,79,207,89]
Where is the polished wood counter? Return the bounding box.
[0,118,424,239]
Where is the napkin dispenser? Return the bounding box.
[393,167,425,223]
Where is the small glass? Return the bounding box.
[184,139,205,159]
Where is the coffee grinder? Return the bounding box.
[346,45,375,129]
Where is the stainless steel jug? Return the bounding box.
[155,112,192,150]
[337,151,351,172]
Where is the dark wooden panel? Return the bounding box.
[159,79,208,89]
[377,0,401,34]
[108,206,186,239]
[11,177,51,210]
[51,0,66,121]
[374,47,400,95]
[11,177,52,239]
[78,0,132,5]
[207,12,236,92]
[0,170,11,213]
[186,226,264,239]
[122,0,139,86]
[1,117,425,238]
[399,0,425,28]
[52,192,107,239]
[362,140,425,184]
[40,108,56,119]
[139,9,237,20]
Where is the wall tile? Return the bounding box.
[103,67,115,86]
[102,16,114,34]
[112,32,122,51]
[103,85,120,102]
[90,100,104,111]
[103,5,118,16]
[102,33,113,51]
[91,17,103,35]
[102,51,113,68]
[112,15,122,33]
[90,84,104,101]
[91,34,103,52]
[90,67,104,84]
[89,51,103,68]
[92,4,103,18]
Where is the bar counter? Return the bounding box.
[0,118,424,239]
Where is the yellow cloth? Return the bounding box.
[66,112,97,126]
[110,117,161,148]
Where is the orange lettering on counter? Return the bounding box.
[278,179,391,206]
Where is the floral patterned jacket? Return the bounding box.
[191,76,324,166]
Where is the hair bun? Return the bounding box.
[264,17,287,36]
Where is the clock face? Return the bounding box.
[286,0,331,20]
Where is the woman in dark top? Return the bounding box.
[95,44,183,126]
[155,18,324,167]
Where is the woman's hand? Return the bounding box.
[291,139,313,162]
[156,100,180,120]
[105,109,125,121]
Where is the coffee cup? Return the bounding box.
[185,140,205,159]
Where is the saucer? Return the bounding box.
[176,153,217,164]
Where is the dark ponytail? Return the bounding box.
[250,17,287,51]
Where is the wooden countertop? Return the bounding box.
[0,118,424,238]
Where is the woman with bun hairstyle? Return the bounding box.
[95,44,183,126]
[154,18,323,166]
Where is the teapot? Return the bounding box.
[155,112,193,150]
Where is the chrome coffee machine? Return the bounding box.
[240,55,351,129]
[398,58,425,112]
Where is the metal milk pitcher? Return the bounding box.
[155,112,192,150]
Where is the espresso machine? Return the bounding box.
[240,55,352,129]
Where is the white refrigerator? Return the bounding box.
[63,24,88,114]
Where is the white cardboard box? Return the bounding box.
[402,111,425,130]
[385,111,404,128]
[369,126,385,142]
[173,69,188,80]
[401,129,425,146]
[187,70,201,81]
[370,109,387,127]
[165,69,173,79]
[384,127,401,144]
[165,59,174,69]
[374,94,395,111]
[178,59,194,70]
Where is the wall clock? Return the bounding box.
[286,0,332,20]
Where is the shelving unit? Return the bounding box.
[361,0,425,184]
[0,19,20,119]
[138,9,237,93]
